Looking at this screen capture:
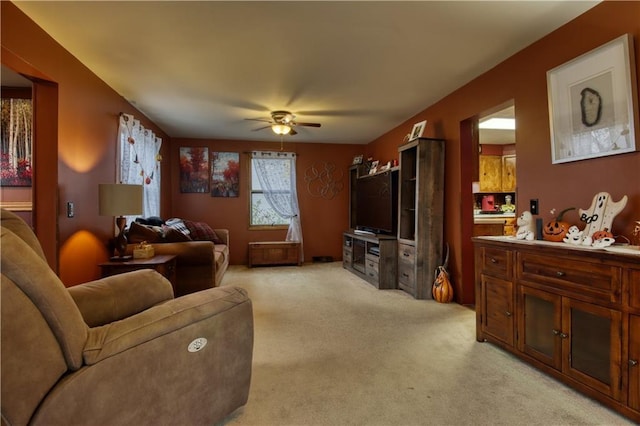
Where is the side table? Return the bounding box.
[99,254,178,294]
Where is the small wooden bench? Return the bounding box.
[248,241,301,267]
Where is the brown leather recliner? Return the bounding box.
[1,209,253,425]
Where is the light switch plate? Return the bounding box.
[66,202,74,218]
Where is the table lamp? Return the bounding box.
[99,183,143,260]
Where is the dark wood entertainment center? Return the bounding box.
[342,231,397,289]
[344,138,445,299]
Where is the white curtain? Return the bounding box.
[118,113,162,224]
[252,151,303,262]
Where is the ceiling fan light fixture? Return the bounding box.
[272,124,291,135]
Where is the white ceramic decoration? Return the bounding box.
[592,237,615,248]
[578,192,628,246]
[563,225,584,245]
[516,211,535,241]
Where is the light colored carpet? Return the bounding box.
[219,262,632,426]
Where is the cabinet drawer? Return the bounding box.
[398,259,415,290]
[365,266,379,282]
[398,244,415,263]
[481,275,514,346]
[365,256,379,273]
[518,252,621,303]
[481,247,513,280]
[343,248,352,263]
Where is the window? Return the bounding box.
[117,113,162,223]
[250,154,291,227]
[250,151,303,262]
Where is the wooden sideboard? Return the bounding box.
[473,236,640,422]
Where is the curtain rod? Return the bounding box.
[243,151,298,156]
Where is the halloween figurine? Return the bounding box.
[563,225,584,245]
[578,192,627,246]
[516,211,535,241]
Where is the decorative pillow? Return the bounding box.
[163,226,192,242]
[184,220,223,244]
[127,222,164,244]
[165,218,191,237]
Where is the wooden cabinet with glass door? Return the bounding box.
[629,314,640,411]
[397,138,445,299]
[473,237,640,423]
[518,286,622,400]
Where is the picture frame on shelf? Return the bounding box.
[368,160,379,175]
[352,154,363,165]
[547,34,638,164]
[410,120,427,141]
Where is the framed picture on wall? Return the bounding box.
[211,152,239,197]
[547,34,638,164]
[1,97,33,187]
[179,147,209,193]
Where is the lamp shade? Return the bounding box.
[272,124,291,135]
[98,184,143,216]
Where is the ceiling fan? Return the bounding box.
[246,110,321,135]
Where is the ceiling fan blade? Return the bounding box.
[289,128,298,135]
[245,118,272,123]
[295,122,321,127]
[252,125,271,132]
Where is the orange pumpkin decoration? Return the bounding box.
[433,244,453,303]
[592,228,614,241]
[543,207,575,242]
[433,266,454,303]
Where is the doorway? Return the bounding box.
[1,52,59,271]
[1,66,33,225]
[459,100,516,306]
[476,101,517,230]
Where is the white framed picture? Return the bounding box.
[410,120,427,140]
[547,34,638,164]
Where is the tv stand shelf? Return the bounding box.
[343,231,397,290]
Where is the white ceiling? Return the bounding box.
[11,1,599,145]
[479,104,515,145]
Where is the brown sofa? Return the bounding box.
[1,209,253,425]
[126,221,230,297]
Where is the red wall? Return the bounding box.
[368,1,640,305]
[2,1,639,305]
[1,2,172,285]
[170,139,361,265]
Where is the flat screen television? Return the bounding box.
[355,170,398,235]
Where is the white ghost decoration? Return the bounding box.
[579,192,627,245]
[516,211,535,241]
[563,225,584,245]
